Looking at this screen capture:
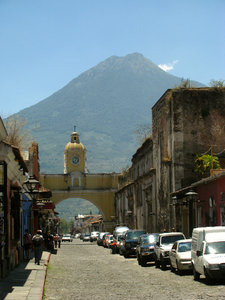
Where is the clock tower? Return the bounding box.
[64,128,87,174]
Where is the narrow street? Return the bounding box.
[44,239,225,300]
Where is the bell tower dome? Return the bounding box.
[64,127,86,174]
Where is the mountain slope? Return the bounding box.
[15,53,204,173]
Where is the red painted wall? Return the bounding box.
[197,175,225,226]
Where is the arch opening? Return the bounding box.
[56,197,104,221]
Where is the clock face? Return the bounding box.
[71,156,80,165]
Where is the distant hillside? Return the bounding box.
[56,198,99,221]
[13,53,204,174]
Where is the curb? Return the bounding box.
[39,252,51,300]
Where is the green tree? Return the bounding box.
[209,79,225,88]
[195,154,221,176]
[60,218,70,233]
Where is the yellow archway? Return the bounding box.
[40,129,120,231]
[40,172,119,231]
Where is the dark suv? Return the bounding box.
[136,233,159,266]
[123,230,146,258]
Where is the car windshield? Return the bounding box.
[127,231,145,240]
[142,234,158,245]
[161,235,184,244]
[178,242,192,252]
[205,241,225,255]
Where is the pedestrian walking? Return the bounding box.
[58,235,62,248]
[46,232,54,252]
[53,234,58,248]
[23,229,32,260]
[32,229,44,265]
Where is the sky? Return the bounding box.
[0,0,224,118]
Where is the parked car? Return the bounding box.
[119,231,128,255]
[62,234,73,242]
[111,234,123,254]
[154,232,185,270]
[97,232,110,246]
[103,234,112,248]
[169,239,192,274]
[123,230,146,258]
[112,226,129,254]
[136,233,159,266]
[106,235,114,248]
[191,226,225,282]
[113,226,129,237]
[83,233,91,242]
[90,231,100,242]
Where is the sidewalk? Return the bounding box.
[0,251,51,300]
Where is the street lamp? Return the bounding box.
[23,176,39,202]
[185,189,198,236]
[36,201,45,210]
[185,190,198,198]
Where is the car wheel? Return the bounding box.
[137,255,141,265]
[155,258,160,268]
[141,258,147,267]
[111,248,116,254]
[193,265,200,281]
[160,257,166,270]
[161,261,166,270]
[176,261,183,275]
[124,252,129,258]
[170,263,175,272]
[204,267,212,284]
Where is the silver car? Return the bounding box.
[169,239,192,274]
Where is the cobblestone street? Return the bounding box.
[43,239,225,300]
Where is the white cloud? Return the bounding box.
[158,60,179,72]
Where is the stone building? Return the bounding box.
[115,137,156,232]
[152,87,225,235]
[115,87,225,236]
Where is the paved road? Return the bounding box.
[44,239,225,300]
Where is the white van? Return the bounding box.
[191,226,225,282]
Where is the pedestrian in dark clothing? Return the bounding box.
[46,232,54,252]
[58,235,62,248]
[32,230,44,265]
[53,234,58,248]
[24,229,32,260]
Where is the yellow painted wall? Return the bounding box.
[40,172,120,221]
[40,173,119,190]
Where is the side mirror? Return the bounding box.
[156,242,159,246]
[196,250,202,257]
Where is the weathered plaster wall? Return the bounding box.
[152,87,225,231]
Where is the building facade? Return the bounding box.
[115,87,225,236]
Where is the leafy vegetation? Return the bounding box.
[59,218,74,234]
[135,123,152,145]
[209,79,225,88]
[194,154,221,176]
